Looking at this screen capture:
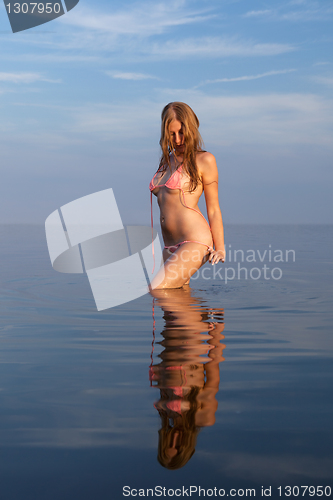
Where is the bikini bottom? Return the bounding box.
[164,240,211,254]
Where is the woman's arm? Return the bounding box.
[199,152,225,265]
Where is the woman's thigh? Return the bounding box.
[151,242,209,289]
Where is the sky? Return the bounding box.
[0,0,332,224]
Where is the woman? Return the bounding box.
[149,102,225,289]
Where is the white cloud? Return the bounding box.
[2,33,295,64]
[0,2,215,62]
[148,37,295,59]
[106,71,158,81]
[288,0,308,5]
[196,69,297,87]
[313,62,331,67]
[54,91,333,150]
[0,2,297,64]
[4,53,105,64]
[68,101,161,141]
[243,2,333,22]
[59,1,214,36]
[243,10,273,18]
[0,72,60,83]
[155,90,333,147]
[280,8,333,21]
[313,76,333,86]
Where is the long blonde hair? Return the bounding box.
[159,102,205,192]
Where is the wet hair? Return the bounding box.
[159,102,205,192]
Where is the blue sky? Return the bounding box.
[0,0,332,224]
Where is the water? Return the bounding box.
[0,224,332,499]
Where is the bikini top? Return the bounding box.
[149,164,184,192]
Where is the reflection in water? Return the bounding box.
[149,287,225,470]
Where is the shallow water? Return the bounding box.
[0,224,332,499]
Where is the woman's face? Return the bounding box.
[169,119,185,154]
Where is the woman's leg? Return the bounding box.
[162,246,192,285]
[151,242,210,290]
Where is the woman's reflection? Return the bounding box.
[149,287,225,469]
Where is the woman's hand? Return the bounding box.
[208,247,225,265]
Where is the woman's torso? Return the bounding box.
[150,156,213,246]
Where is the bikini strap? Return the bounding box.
[149,164,164,191]
[150,190,155,274]
[180,188,212,229]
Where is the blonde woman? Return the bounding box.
[149,102,225,289]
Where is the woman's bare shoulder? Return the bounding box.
[196,151,218,177]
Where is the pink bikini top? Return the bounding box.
[149,164,210,273]
[149,164,184,192]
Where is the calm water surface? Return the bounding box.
[0,225,332,499]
